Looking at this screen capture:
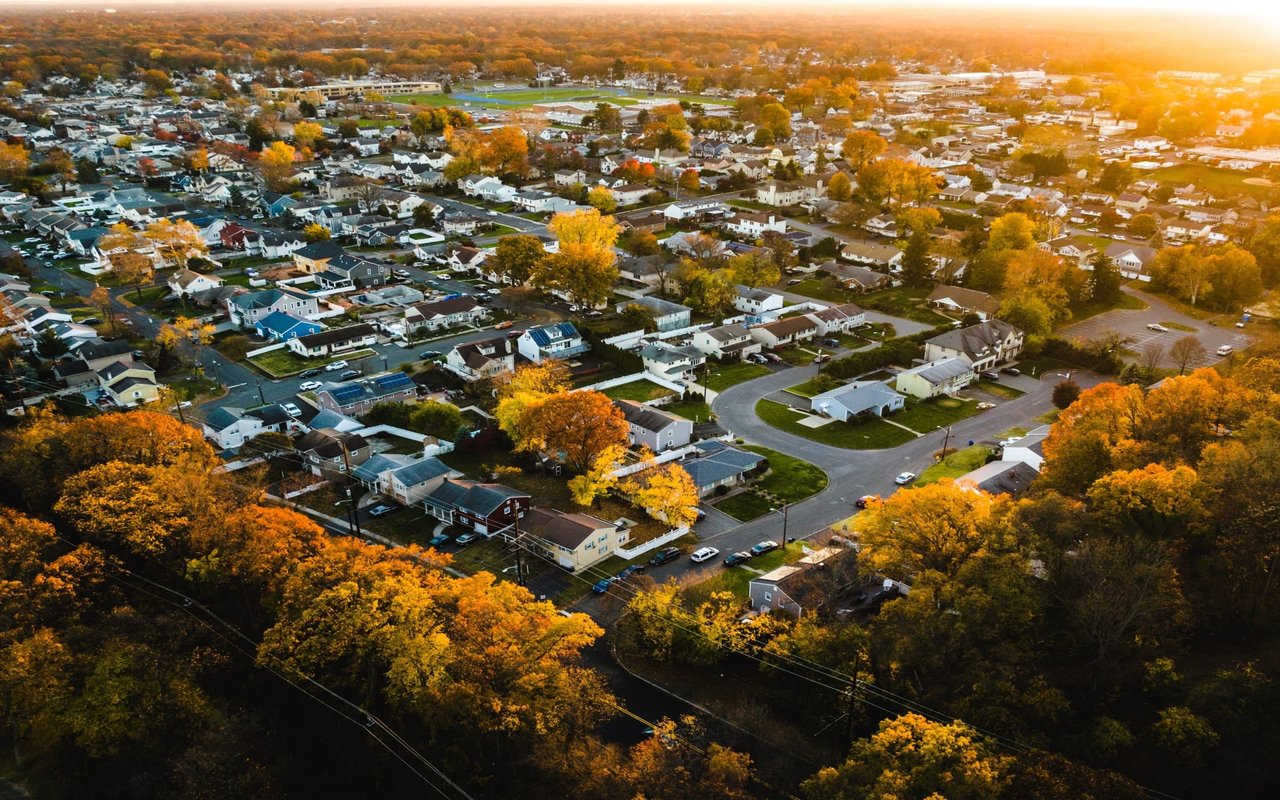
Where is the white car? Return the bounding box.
[324,360,349,372]
[690,547,720,564]
[283,403,302,417]
[299,380,323,391]
[1146,323,1169,332]
[894,472,917,486]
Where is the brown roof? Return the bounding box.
[523,507,616,550]
[760,315,817,337]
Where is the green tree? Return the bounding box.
[1088,253,1122,306]
[408,400,465,440]
[489,234,547,287]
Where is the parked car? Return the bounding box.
[820,337,841,348]
[487,287,501,296]
[324,360,349,371]
[649,547,681,566]
[392,269,411,279]
[855,495,879,510]
[455,532,480,546]
[976,401,996,410]
[1000,366,1020,376]
[81,316,101,325]
[690,547,721,563]
[282,403,302,417]
[418,350,441,359]
[1216,344,1233,356]
[691,507,706,522]
[749,540,779,557]
[762,353,782,364]
[723,552,752,567]
[299,380,323,391]
[428,533,450,547]
[747,353,767,364]
[338,369,361,380]
[617,564,647,579]
[494,320,514,330]
[298,368,322,378]
[895,472,917,485]
[980,371,1000,381]
[367,504,398,517]
[1146,323,1169,332]
[787,278,803,285]
[591,577,615,595]
[813,354,831,364]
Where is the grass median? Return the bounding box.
[755,398,915,449]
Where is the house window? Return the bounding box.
[764,592,773,601]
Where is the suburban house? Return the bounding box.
[316,252,389,290]
[295,428,371,478]
[690,323,762,360]
[74,339,135,373]
[677,440,767,497]
[226,286,319,328]
[254,310,324,343]
[822,262,893,292]
[1038,235,1097,267]
[957,460,1039,497]
[639,341,706,383]
[291,240,346,273]
[923,319,1025,372]
[287,323,378,358]
[523,507,630,573]
[444,335,517,381]
[927,285,999,319]
[167,268,223,298]
[894,357,975,399]
[1104,242,1158,279]
[421,479,530,536]
[1001,424,1051,471]
[352,454,461,506]
[202,404,293,451]
[749,546,858,617]
[517,322,589,364]
[727,211,787,238]
[446,246,488,274]
[755,181,809,207]
[315,371,418,415]
[404,296,488,334]
[842,240,904,271]
[616,295,692,332]
[805,303,866,335]
[734,287,785,315]
[615,399,694,452]
[750,315,819,349]
[97,359,161,406]
[810,380,906,420]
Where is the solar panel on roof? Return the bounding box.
[374,372,413,390]
[330,384,365,402]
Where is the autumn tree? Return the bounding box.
[88,285,115,332]
[827,170,853,201]
[257,140,296,192]
[1168,335,1205,376]
[535,209,621,306]
[292,119,322,150]
[488,234,546,286]
[840,129,887,171]
[758,102,792,141]
[518,390,629,473]
[145,218,207,269]
[586,185,616,213]
[302,223,330,242]
[677,168,701,195]
[728,251,780,288]
[494,361,572,446]
[804,713,1013,800]
[95,223,155,300]
[0,142,28,181]
[621,462,699,528]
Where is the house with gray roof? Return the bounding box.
[1000,424,1051,471]
[315,371,418,415]
[810,380,906,421]
[690,323,762,360]
[352,454,462,506]
[616,295,692,332]
[923,319,1024,372]
[677,440,767,497]
[202,403,294,451]
[639,341,706,382]
[957,460,1039,497]
[421,479,530,535]
[226,286,319,328]
[894,357,975,399]
[615,399,693,452]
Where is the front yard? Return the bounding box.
[682,541,808,604]
[663,400,712,421]
[247,347,377,378]
[601,379,677,403]
[703,361,771,392]
[711,445,828,522]
[857,286,954,325]
[892,395,981,433]
[915,445,993,485]
[755,398,916,450]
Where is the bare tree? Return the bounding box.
[1140,341,1166,377]
[348,177,385,214]
[1168,336,1206,376]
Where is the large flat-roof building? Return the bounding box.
[266,80,442,100]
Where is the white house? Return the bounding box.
[923,319,1024,372]
[727,211,787,238]
[690,323,762,360]
[615,399,693,452]
[810,380,906,420]
[750,315,818,349]
[639,341,705,382]
[517,322,590,363]
[733,286,785,315]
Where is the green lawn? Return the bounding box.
[1066,291,1148,324]
[755,398,916,450]
[1153,164,1273,199]
[787,376,842,398]
[972,381,1026,400]
[713,491,776,522]
[892,396,982,434]
[916,445,992,486]
[858,286,953,325]
[789,277,866,305]
[682,542,807,604]
[601,380,676,403]
[664,400,712,421]
[742,445,828,502]
[703,362,771,392]
[248,347,376,378]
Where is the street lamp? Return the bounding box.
[770,502,790,546]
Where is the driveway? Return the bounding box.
[1060,286,1254,368]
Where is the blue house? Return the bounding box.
[262,191,298,218]
[255,310,324,342]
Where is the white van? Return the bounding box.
[1216,344,1233,356]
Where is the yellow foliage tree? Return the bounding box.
[144,218,207,269]
[258,140,297,192]
[621,462,699,528]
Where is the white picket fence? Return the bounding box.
[614,526,690,559]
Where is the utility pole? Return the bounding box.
[256,381,266,406]
[512,513,525,587]
[339,439,362,537]
[940,425,953,459]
